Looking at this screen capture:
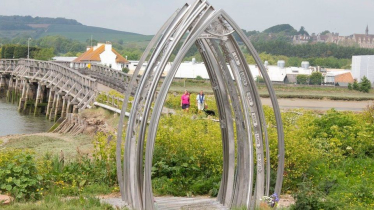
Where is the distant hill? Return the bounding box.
[0,15,152,43]
[263,24,298,35]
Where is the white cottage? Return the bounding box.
[73,42,129,70]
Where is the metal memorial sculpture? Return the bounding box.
[116,1,285,209]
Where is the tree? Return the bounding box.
[2,45,15,58]
[196,75,203,80]
[359,76,371,93]
[321,30,330,35]
[309,72,323,85]
[298,26,309,36]
[13,45,28,58]
[122,67,130,74]
[352,80,359,91]
[32,48,54,60]
[348,83,353,90]
[256,76,265,83]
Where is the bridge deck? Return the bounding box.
[101,196,228,210]
[155,197,228,210]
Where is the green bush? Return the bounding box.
[353,80,359,90]
[309,72,323,85]
[296,74,309,84]
[1,195,115,210]
[348,83,353,90]
[37,132,118,196]
[196,75,203,80]
[291,181,341,210]
[122,67,129,73]
[152,113,222,196]
[256,76,265,83]
[0,150,42,201]
[359,76,371,93]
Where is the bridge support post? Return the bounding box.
[61,96,68,119]
[0,75,7,97]
[14,79,23,104]
[72,105,78,114]
[10,78,18,104]
[53,94,63,121]
[22,83,31,112]
[66,100,71,116]
[49,93,58,121]
[46,89,55,118]
[0,75,6,88]
[34,84,42,116]
[18,80,27,111]
[14,79,19,96]
[6,77,13,102]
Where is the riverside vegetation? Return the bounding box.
[1,91,374,209]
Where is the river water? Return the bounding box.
[0,98,55,137]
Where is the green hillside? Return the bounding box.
[0,15,152,43]
[42,24,152,42]
[263,24,298,35]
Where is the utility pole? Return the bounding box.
[27,38,32,59]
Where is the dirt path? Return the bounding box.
[261,98,373,111]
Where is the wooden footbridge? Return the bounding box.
[0,59,132,121]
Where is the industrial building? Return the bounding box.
[352,55,374,83]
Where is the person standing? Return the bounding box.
[196,90,205,112]
[181,90,190,112]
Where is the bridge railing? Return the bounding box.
[0,59,98,111]
[0,59,19,73]
[1,58,140,111]
[78,63,139,94]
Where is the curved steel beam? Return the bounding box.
[116,1,285,209]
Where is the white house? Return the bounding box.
[73,42,129,70]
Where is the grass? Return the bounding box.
[1,195,121,210]
[166,79,374,101]
[47,183,116,197]
[258,84,374,100]
[2,134,93,159]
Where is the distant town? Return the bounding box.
[293,25,374,49]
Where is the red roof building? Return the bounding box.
[73,42,129,70]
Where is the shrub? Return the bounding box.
[348,83,353,90]
[256,76,265,83]
[0,150,42,200]
[353,80,359,90]
[122,67,129,74]
[291,181,341,210]
[359,76,371,93]
[1,195,115,210]
[196,75,203,80]
[35,132,120,196]
[152,113,222,196]
[309,72,323,85]
[296,74,309,84]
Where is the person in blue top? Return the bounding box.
[196,90,205,113]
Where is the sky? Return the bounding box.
[1,0,374,36]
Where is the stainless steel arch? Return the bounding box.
[116,1,285,209]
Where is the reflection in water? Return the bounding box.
[0,98,55,136]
